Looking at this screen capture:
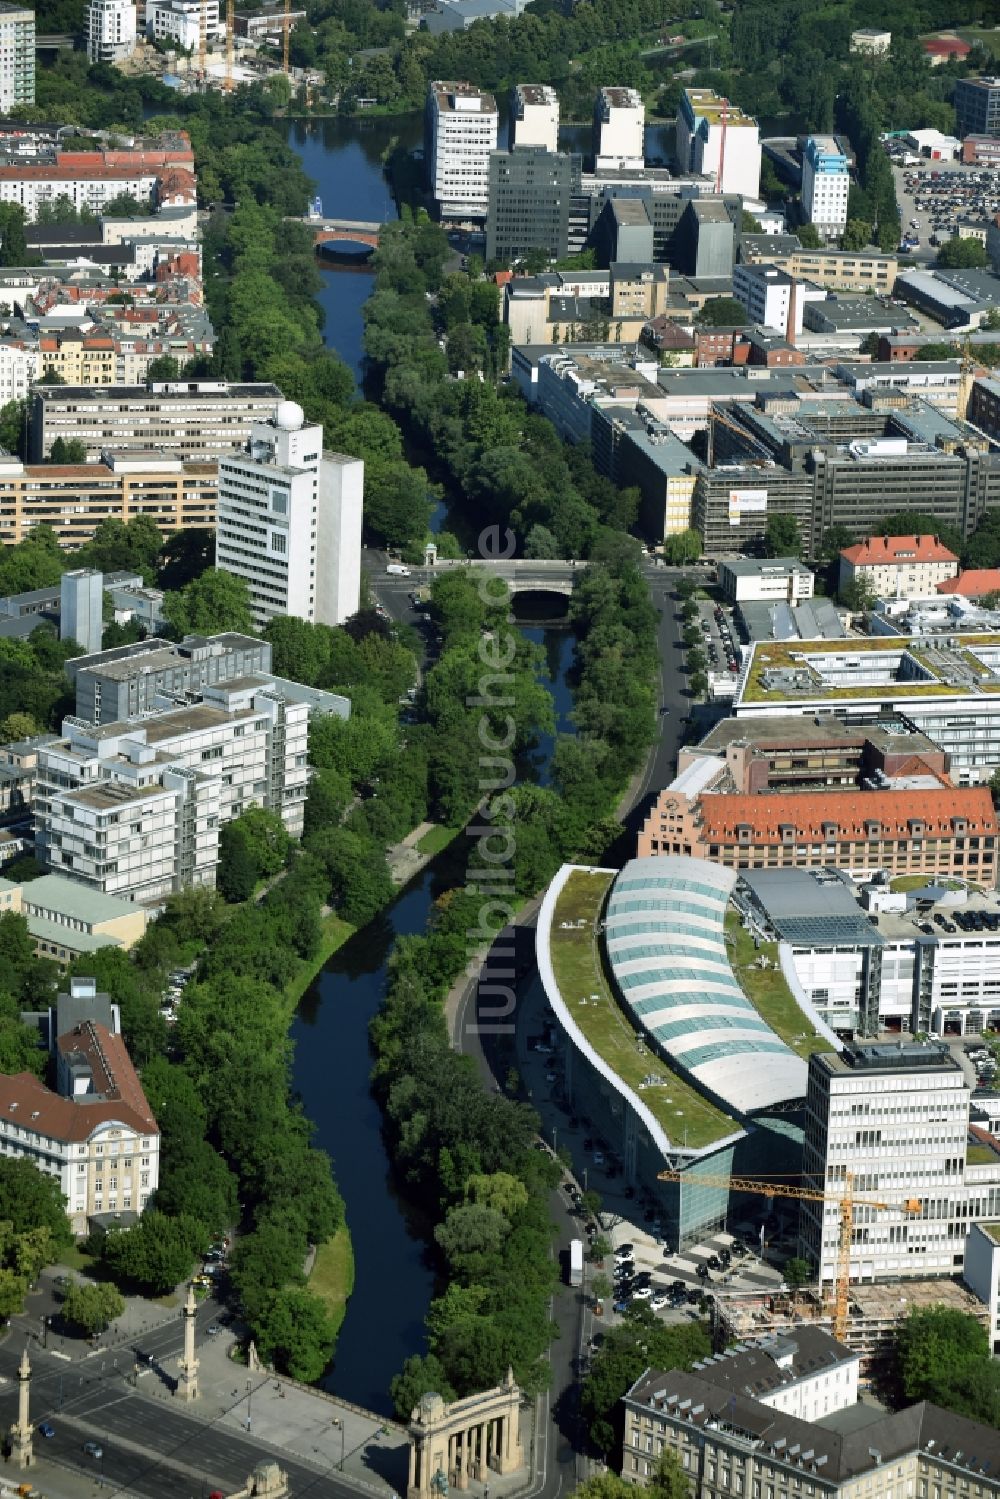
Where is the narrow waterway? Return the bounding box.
[285,119,575,1411]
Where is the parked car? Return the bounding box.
[83,1441,104,1459]
[38,1423,55,1439]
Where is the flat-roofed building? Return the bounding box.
[850,27,891,53]
[676,87,760,199]
[30,381,283,463]
[510,83,558,153]
[486,146,580,264]
[719,555,814,605]
[68,632,270,724]
[0,872,147,961]
[425,80,499,219]
[593,86,644,171]
[35,684,310,900]
[802,135,850,239]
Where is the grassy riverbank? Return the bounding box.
[283,911,356,1012]
[309,1225,355,1337]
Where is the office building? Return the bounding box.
[215,402,362,631]
[146,0,222,49]
[31,381,282,462]
[60,569,103,655]
[623,1348,1000,1499]
[510,84,558,152]
[0,4,33,112]
[955,77,1000,140]
[637,774,997,885]
[425,80,499,220]
[486,147,580,264]
[800,1043,977,1285]
[0,977,158,1236]
[35,684,310,900]
[964,1222,1000,1355]
[733,262,803,338]
[801,135,849,239]
[718,557,814,605]
[68,632,268,723]
[740,862,1000,1041]
[839,534,959,598]
[0,871,147,961]
[0,450,217,548]
[537,857,812,1252]
[676,87,761,199]
[86,0,137,61]
[593,87,644,171]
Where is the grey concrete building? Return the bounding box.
[955,76,1000,140]
[30,381,283,462]
[485,146,581,263]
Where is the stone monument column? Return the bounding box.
[9,1346,33,1469]
[175,1284,200,1402]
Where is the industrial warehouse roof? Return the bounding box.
[603,856,807,1114]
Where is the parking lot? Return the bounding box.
[697,597,740,679]
[890,152,1000,259]
[605,1224,785,1321]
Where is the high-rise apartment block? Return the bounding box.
[215,401,362,631]
[35,684,309,901]
[425,80,499,219]
[0,4,34,113]
[676,87,761,199]
[799,1043,984,1286]
[86,0,137,62]
[593,87,644,171]
[802,135,850,239]
[510,84,559,152]
[955,77,1000,140]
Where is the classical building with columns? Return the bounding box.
[407,1372,525,1499]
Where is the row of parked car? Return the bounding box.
[159,966,195,1025]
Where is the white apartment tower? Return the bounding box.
[802,135,850,240]
[86,0,137,62]
[215,401,362,631]
[799,1043,990,1287]
[0,4,34,112]
[511,83,559,153]
[593,86,644,171]
[426,80,499,220]
[676,87,761,200]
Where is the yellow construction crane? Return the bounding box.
[282,0,291,75]
[658,1168,920,1343]
[224,0,234,90]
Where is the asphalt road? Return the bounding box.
[0,1337,349,1499]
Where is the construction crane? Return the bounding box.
[282,0,291,75]
[706,403,771,467]
[196,0,207,80]
[658,1168,920,1343]
[716,95,728,195]
[223,0,234,90]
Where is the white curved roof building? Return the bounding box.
[605,856,807,1114]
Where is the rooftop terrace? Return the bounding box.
[740,634,1000,706]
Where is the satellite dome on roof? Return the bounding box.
[274,400,304,431]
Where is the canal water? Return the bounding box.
[285,117,575,1411]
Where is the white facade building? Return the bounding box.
[689,1329,860,1421]
[0,4,34,113]
[426,80,499,219]
[718,557,815,604]
[802,135,850,240]
[511,83,559,153]
[215,401,362,631]
[733,262,804,337]
[799,1043,996,1286]
[146,0,222,51]
[86,0,137,62]
[35,685,309,901]
[850,28,891,53]
[676,87,760,199]
[593,87,644,171]
[0,978,159,1237]
[0,341,39,405]
[963,1222,1000,1356]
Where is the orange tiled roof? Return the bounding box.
[697,785,995,845]
[0,1023,157,1144]
[937,569,1000,598]
[841,534,959,567]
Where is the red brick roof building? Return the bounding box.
[937,570,1000,600]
